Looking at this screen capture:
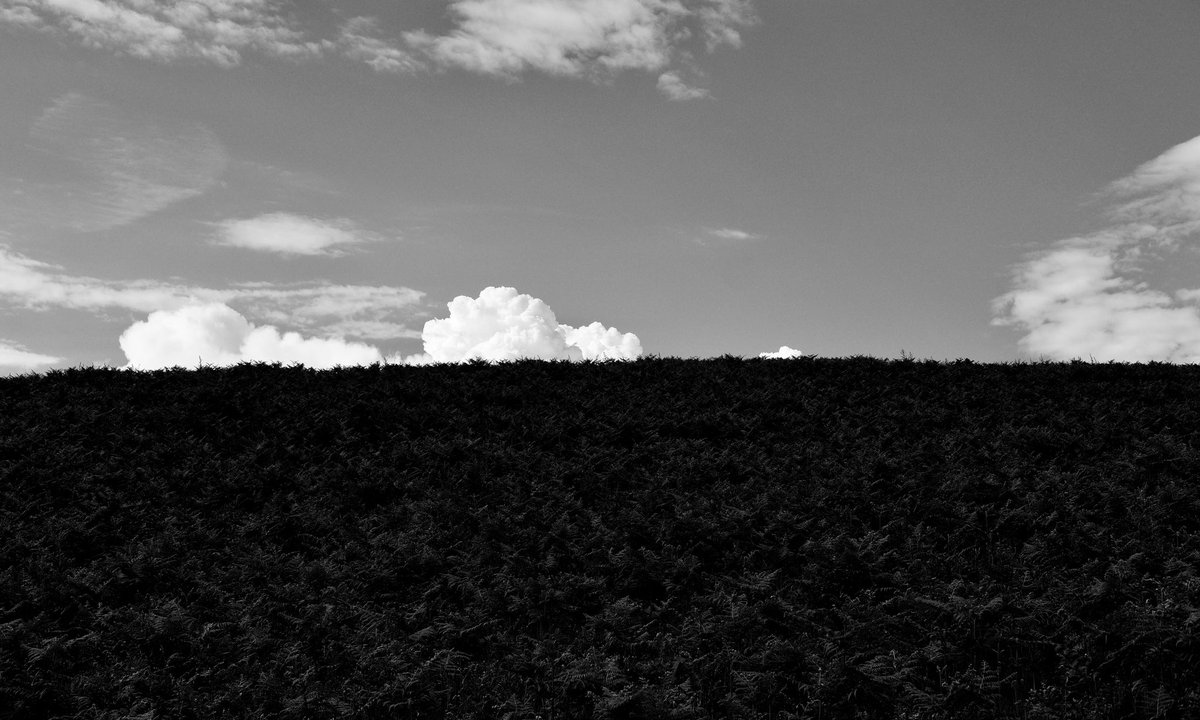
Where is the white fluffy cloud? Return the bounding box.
[0,340,61,371]
[119,303,384,370]
[2,0,327,65]
[994,134,1200,362]
[407,286,641,363]
[213,213,376,256]
[758,345,804,359]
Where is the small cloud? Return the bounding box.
[213,213,376,256]
[759,345,804,359]
[693,226,762,246]
[657,71,710,101]
[0,339,61,370]
[994,133,1200,362]
[119,303,385,370]
[415,286,642,363]
[706,227,759,241]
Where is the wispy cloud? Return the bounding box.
[707,227,759,241]
[400,0,756,94]
[3,0,327,65]
[693,226,762,246]
[338,16,423,74]
[7,93,227,232]
[0,339,61,370]
[212,213,379,256]
[994,134,1200,362]
[657,71,710,101]
[0,245,424,342]
[1,1,758,97]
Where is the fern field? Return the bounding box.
[2,357,1199,718]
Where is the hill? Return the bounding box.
[2,357,1199,719]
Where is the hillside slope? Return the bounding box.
[2,357,1199,719]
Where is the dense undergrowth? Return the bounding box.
[2,356,1200,719]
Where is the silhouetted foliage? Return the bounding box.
[2,356,1200,718]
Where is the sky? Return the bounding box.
[3,0,1200,373]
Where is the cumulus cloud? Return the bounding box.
[119,303,384,370]
[1,0,327,65]
[994,134,1200,362]
[0,244,424,341]
[759,345,804,359]
[411,286,641,363]
[9,93,227,232]
[213,213,376,256]
[0,340,61,371]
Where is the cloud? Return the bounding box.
[758,345,804,359]
[0,5,40,26]
[0,245,424,341]
[705,227,759,241]
[0,340,61,370]
[213,213,377,256]
[657,71,710,101]
[3,1,759,96]
[994,134,1200,362]
[2,0,327,65]
[8,93,227,232]
[338,16,423,74]
[692,226,762,246]
[413,286,641,363]
[400,0,756,88]
[119,303,384,370]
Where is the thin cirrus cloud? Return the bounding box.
[1,1,758,99]
[402,286,642,365]
[3,93,227,232]
[0,244,424,343]
[0,339,61,371]
[694,226,762,246]
[212,213,378,256]
[993,134,1200,362]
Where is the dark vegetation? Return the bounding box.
[3,356,1200,719]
